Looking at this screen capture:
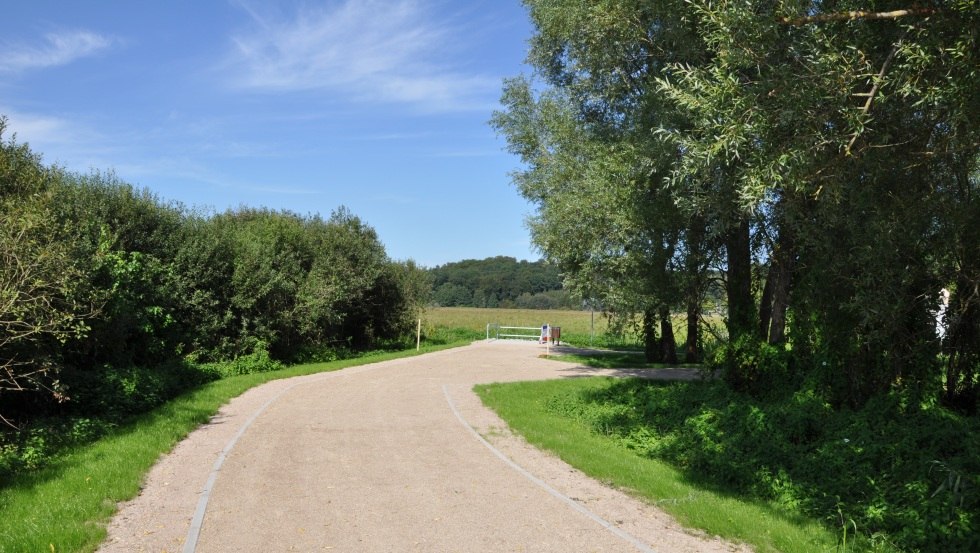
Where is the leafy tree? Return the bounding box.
[491,1,709,361]
[497,0,979,402]
[654,0,979,402]
[45,174,186,369]
[433,282,472,307]
[170,211,238,361]
[1,114,431,428]
[0,121,96,421]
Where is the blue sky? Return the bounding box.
[0,0,538,267]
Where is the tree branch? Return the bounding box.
[846,38,904,156]
[778,8,936,25]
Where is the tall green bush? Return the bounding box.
[1,117,428,434]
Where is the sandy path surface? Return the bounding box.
[98,341,749,553]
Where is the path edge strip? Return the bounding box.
[441,384,657,553]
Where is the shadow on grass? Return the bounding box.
[0,387,219,495]
[544,346,707,372]
[552,377,980,552]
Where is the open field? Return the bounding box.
[424,307,723,351]
[423,306,640,349]
[424,307,611,338]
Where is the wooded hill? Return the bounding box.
[427,256,577,309]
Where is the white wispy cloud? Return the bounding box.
[0,108,115,165]
[0,30,114,73]
[226,0,498,111]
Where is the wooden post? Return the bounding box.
[416,318,421,351]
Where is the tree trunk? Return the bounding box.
[643,307,662,363]
[684,218,705,363]
[758,267,775,341]
[685,299,701,363]
[659,305,678,364]
[760,226,795,345]
[767,233,795,345]
[945,271,980,409]
[726,218,755,342]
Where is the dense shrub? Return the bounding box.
[711,335,798,398]
[0,416,115,477]
[547,378,980,552]
[0,126,428,474]
[58,361,218,420]
[200,342,284,377]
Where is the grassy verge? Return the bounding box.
[475,378,840,553]
[0,342,466,553]
[547,351,702,369]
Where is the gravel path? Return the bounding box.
[98,341,750,553]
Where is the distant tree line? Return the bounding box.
[428,256,578,310]
[0,118,428,426]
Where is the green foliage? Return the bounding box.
[0,121,430,471]
[0,417,113,476]
[0,359,217,478]
[512,288,575,310]
[201,342,284,377]
[712,335,797,398]
[0,119,96,407]
[58,361,218,420]
[499,0,980,407]
[170,212,238,360]
[84,236,182,367]
[428,256,568,309]
[546,377,980,552]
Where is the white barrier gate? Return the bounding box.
[487,323,558,344]
[486,323,542,341]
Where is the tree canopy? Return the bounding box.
[493,4,979,547]
[493,0,979,402]
[428,256,574,309]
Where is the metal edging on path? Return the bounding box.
[182,381,302,553]
[441,385,657,553]
[180,351,457,553]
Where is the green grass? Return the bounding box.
[425,306,610,336]
[424,306,726,352]
[425,306,636,348]
[475,378,840,553]
[547,351,703,369]
[0,342,466,553]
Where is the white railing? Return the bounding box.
[486,323,542,341]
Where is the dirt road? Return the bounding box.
[98,341,747,552]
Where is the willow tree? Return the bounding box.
[496,0,978,402]
[493,0,711,362]
[655,0,979,403]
